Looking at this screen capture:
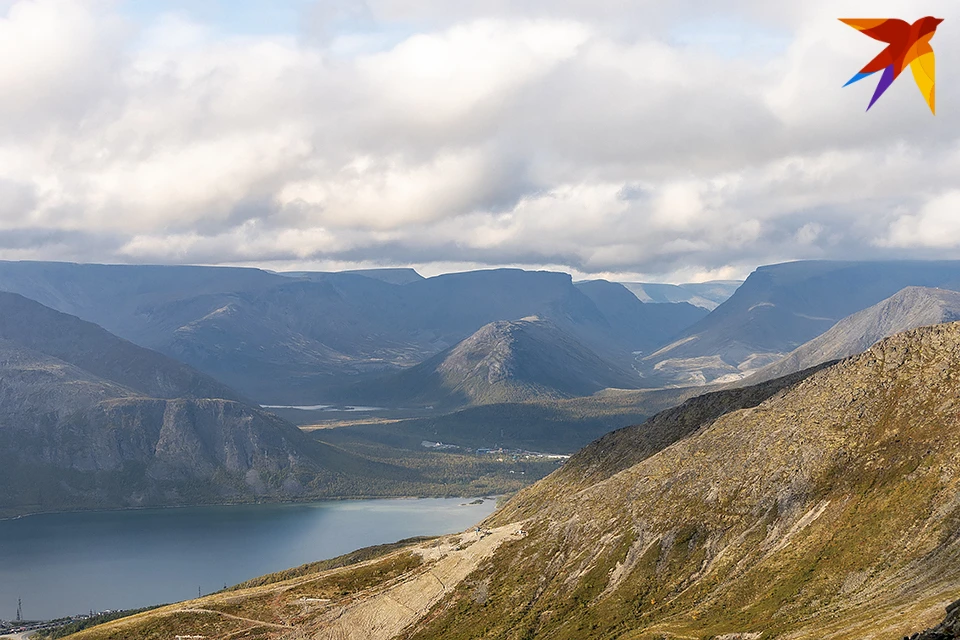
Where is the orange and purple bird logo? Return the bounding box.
[841,17,943,114]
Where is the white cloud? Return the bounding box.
[881,192,960,249]
[0,0,957,281]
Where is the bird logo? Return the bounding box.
[840,17,943,114]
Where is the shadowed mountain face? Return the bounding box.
[0,262,704,403]
[748,286,960,383]
[0,294,391,516]
[342,319,643,410]
[0,292,242,401]
[574,280,708,356]
[641,260,960,386]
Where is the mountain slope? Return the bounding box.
[84,323,960,639]
[749,286,960,383]
[643,260,960,386]
[345,319,641,409]
[411,322,960,639]
[574,280,709,354]
[0,292,242,401]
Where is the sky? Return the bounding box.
[0,0,956,282]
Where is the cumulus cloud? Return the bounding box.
[0,0,956,281]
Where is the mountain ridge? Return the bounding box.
[748,285,960,383]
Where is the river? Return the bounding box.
[0,497,497,621]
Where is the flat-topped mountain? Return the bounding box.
[749,285,960,383]
[345,318,641,409]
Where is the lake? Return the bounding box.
[0,498,497,621]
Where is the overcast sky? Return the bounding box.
[0,0,956,282]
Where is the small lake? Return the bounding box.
[0,498,497,621]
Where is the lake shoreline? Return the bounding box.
[0,492,505,523]
[0,497,499,621]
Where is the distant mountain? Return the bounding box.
[642,260,960,386]
[344,319,641,409]
[0,292,242,401]
[0,294,399,516]
[749,286,960,383]
[108,323,960,640]
[573,280,708,355]
[620,280,742,310]
[0,262,707,403]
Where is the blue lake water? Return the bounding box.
[0,498,497,621]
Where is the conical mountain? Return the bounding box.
[347,318,640,409]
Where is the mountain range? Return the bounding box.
[0,262,706,403]
[0,292,516,516]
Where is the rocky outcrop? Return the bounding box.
[910,600,960,639]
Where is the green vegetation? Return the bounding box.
[36,607,163,639]
[313,385,700,455]
[225,537,435,591]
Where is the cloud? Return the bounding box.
[881,191,960,249]
[0,0,957,281]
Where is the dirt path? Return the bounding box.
[171,608,292,630]
[308,525,518,639]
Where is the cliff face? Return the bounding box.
[0,296,344,515]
